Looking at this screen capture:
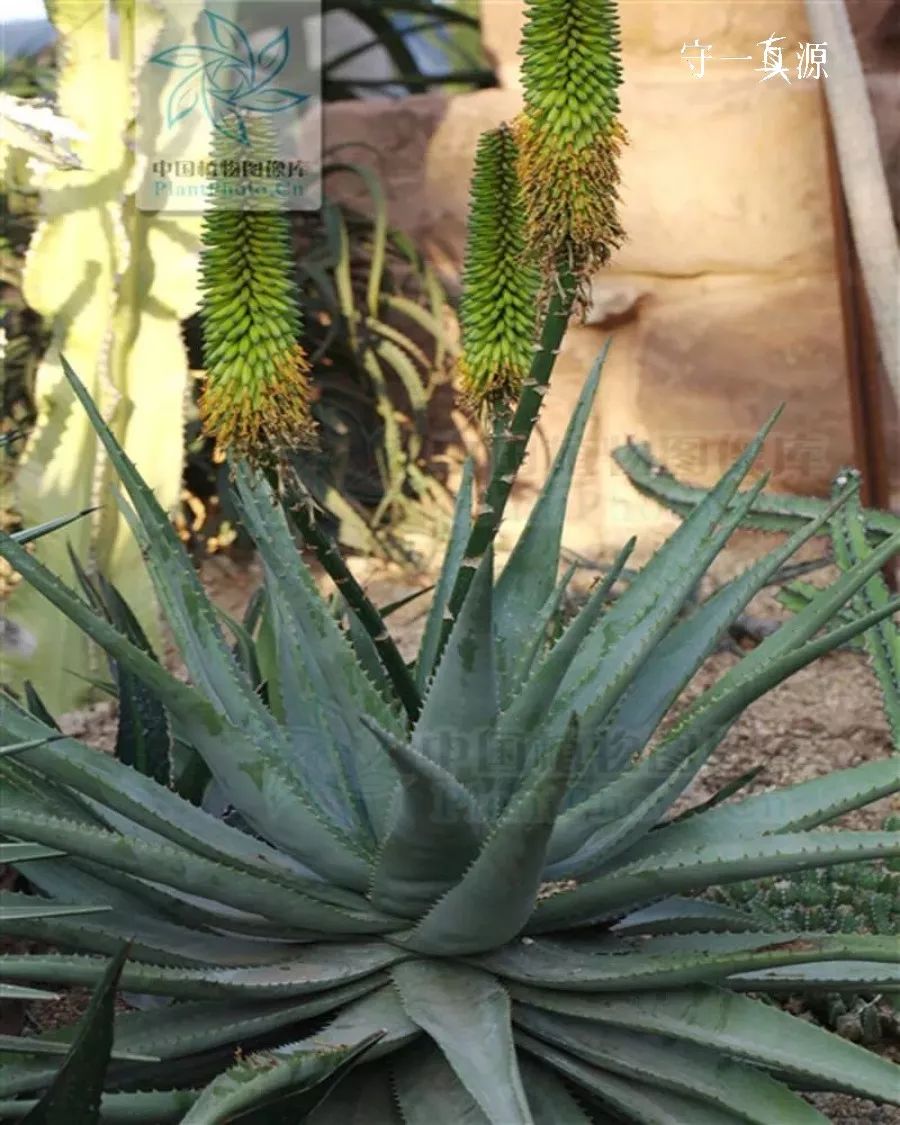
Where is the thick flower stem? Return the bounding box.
[440,267,577,653]
[288,500,423,724]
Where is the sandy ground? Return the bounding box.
[6,551,899,1121]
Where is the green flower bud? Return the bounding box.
[198,116,316,462]
[514,0,627,276]
[457,124,544,407]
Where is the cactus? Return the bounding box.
[710,858,899,1045]
[2,0,203,713]
[612,438,900,543]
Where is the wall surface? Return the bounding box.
[323,0,897,565]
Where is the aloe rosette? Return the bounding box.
[0,354,898,1123]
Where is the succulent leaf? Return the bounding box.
[392,961,532,1123]
[494,343,607,698]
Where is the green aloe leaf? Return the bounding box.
[615,756,900,867]
[0,982,387,1103]
[19,944,135,1125]
[547,587,900,878]
[519,1056,596,1124]
[0,1090,197,1123]
[0,701,333,897]
[551,412,781,722]
[0,539,370,887]
[0,898,111,922]
[514,1006,823,1123]
[517,1030,773,1125]
[728,961,900,991]
[590,479,858,773]
[0,945,405,1001]
[65,541,171,785]
[0,985,59,1002]
[416,458,474,692]
[0,843,62,863]
[401,718,577,955]
[559,471,772,800]
[0,1034,154,1062]
[233,464,403,841]
[503,563,577,704]
[829,483,900,746]
[52,358,368,876]
[392,1042,490,1124]
[306,1065,401,1124]
[0,735,66,759]
[512,984,900,1104]
[11,509,94,547]
[178,1032,384,1125]
[412,548,497,796]
[366,720,486,919]
[482,932,897,991]
[611,897,763,936]
[392,960,532,1124]
[0,806,393,936]
[531,830,900,929]
[611,437,900,541]
[495,537,636,801]
[493,346,608,694]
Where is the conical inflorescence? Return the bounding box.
[198,116,316,462]
[457,124,544,406]
[514,0,627,277]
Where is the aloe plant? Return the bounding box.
[0,354,899,1123]
[2,0,899,1118]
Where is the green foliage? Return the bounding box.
[715,861,898,935]
[456,125,544,406]
[613,438,900,544]
[321,1,495,100]
[0,355,899,1122]
[622,439,900,1050]
[1,0,203,714]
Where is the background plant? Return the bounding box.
[1,8,462,710]
[0,0,204,715]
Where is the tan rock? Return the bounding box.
[501,275,855,564]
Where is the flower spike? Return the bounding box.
[457,124,545,407]
[514,0,627,278]
[198,116,316,463]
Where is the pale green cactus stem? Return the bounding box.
[3,0,202,712]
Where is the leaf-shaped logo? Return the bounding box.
[203,10,254,71]
[149,9,307,146]
[235,88,308,114]
[255,28,289,85]
[166,71,201,127]
[150,44,229,69]
[206,57,252,99]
